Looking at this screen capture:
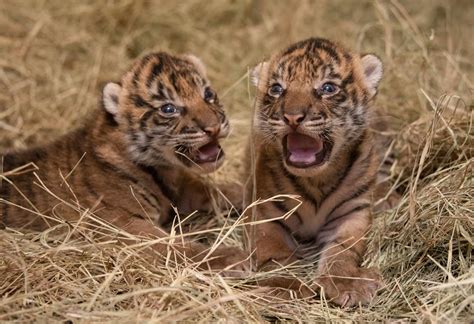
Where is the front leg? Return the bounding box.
[111,214,250,276]
[252,221,299,269]
[249,215,313,296]
[315,208,382,307]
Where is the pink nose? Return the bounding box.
[283,113,305,128]
[204,125,220,137]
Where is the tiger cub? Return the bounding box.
[1,52,248,274]
[246,38,392,306]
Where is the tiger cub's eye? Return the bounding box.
[160,103,177,115]
[268,83,284,97]
[320,82,338,95]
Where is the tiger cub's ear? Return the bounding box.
[102,82,122,116]
[360,54,383,97]
[251,61,269,87]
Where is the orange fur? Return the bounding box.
[244,38,398,306]
[1,52,248,275]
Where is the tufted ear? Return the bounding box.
[183,54,207,77]
[251,61,269,87]
[102,82,122,116]
[361,54,383,96]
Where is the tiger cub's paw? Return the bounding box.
[206,246,251,277]
[316,267,382,307]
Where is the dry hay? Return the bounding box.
[0,0,473,322]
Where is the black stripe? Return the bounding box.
[334,93,348,105]
[340,180,373,207]
[351,111,366,127]
[132,55,152,88]
[169,72,178,94]
[138,192,160,213]
[267,163,286,193]
[139,110,155,131]
[87,150,163,217]
[150,94,166,101]
[156,82,167,100]
[272,199,288,214]
[131,213,146,220]
[147,61,164,88]
[327,178,374,220]
[287,64,293,79]
[125,111,134,130]
[330,106,345,119]
[274,219,293,234]
[310,38,331,50]
[163,206,177,226]
[320,132,365,200]
[163,85,175,101]
[283,40,305,56]
[362,90,369,104]
[82,153,101,202]
[280,161,320,210]
[262,95,274,107]
[322,203,370,232]
[350,89,359,107]
[327,71,342,79]
[267,163,302,221]
[340,72,354,89]
[317,43,340,64]
[89,149,162,206]
[138,164,176,203]
[180,126,198,134]
[130,94,155,109]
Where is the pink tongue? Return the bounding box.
[197,142,220,162]
[287,133,323,164]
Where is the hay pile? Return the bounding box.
[1,0,472,322]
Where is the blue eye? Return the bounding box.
[268,83,284,97]
[160,104,177,115]
[321,82,338,94]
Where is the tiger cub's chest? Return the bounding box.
[262,176,331,240]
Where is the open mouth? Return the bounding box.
[283,133,330,168]
[176,140,224,165]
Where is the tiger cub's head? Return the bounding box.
[102,52,229,173]
[252,37,383,177]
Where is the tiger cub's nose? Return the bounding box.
[283,113,306,129]
[204,125,220,137]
